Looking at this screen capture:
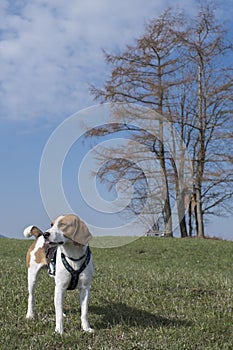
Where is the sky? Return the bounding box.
[0,0,233,241]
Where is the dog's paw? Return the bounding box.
[26,313,34,319]
[55,328,63,336]
[82,327,94,333]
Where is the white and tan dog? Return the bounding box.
[24,214,94,335]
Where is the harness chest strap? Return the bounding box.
[61,246,91,290]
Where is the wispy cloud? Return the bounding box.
[0,0,232,123]
[0,0,167,122]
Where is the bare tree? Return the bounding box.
[90,4,233,237]
[91,9,187,237]
[174,4,233,236]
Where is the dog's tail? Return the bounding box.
[24,225,43,239]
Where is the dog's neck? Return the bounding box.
[59,241,87,260]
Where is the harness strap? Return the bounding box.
[61,246,91,290]
[46,246,58,276]
[65,252,86,262]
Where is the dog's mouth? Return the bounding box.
[44,239,64,246]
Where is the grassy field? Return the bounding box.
[1,237,233,350]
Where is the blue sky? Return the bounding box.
[0,0,233,240]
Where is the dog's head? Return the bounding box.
[43,214,93,246]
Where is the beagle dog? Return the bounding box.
[24,214,94,335]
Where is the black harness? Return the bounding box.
[47,246,91,291]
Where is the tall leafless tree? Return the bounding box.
[173,4,233,236]
[90,4,233,237]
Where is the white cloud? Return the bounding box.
[0,0,170,122]
[1,0,231,123]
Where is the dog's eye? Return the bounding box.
[50,222,54,227]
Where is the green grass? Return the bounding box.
[1,237,233,349]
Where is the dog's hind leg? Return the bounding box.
[26,263,43,319]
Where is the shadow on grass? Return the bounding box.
[89,302,192,330]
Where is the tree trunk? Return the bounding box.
[196,54,205,238]
[177,190,188,238]
[158,120,173,237]
[188,201,193,237]
[172,156,188,238]
[195,186,204,237]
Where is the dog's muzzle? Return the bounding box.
[43,232,64,245]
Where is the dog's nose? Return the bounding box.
[43,232,50,239]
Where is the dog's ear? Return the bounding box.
[59,215,93,245]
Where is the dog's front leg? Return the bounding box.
[80,287,93,332]
[54,285,65,335]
